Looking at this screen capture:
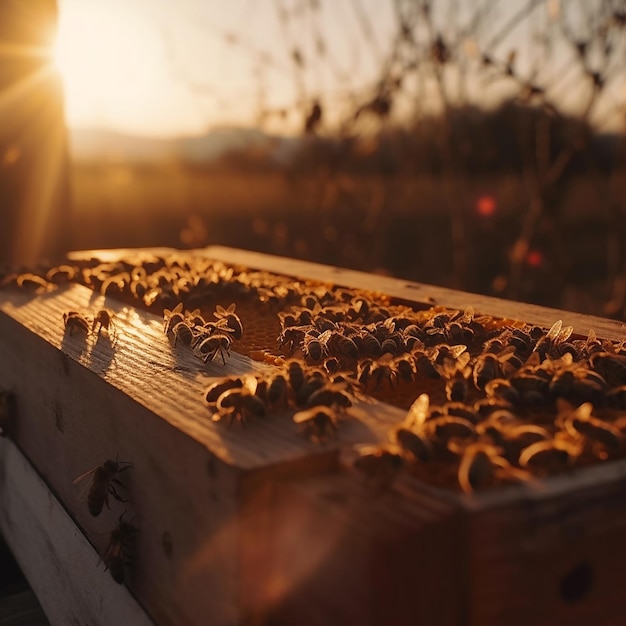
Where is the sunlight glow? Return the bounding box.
[53,2,173,135]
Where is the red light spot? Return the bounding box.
[526,250,544,267]
[476,195,496,217]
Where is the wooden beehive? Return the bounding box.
[1,246,626,626]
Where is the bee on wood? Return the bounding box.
[203,376,249,406]
[518,439,580,474]
[393,427,432,463]
[63,311,91,335]
[0,390,17,438]
[102,513,139,584]
[193,332,232,364]
[14,272,54,292]
[163,303,185,336]
[293,405,338,443]
[214,303,243,340]
[92,309,116,338]
[305,382,352,411]
[213,386,266,426]
[73,458,133,517]
[171,321,196,347]
[352,445,404,490]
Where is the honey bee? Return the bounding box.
[171,321,196,347]
[73,458,133,517]
[558,401,622,454]
[193,332,232,364]
[445,368,471,402]
[518,439,579,474]
[102,513,139,584]
[589,352,626,387]
[356,355,397,389]
[163,303,185,336]
[278,326,309,353]
[92,309,116,339]
[15,272,54,292]
[0,390,17,438]
[393,427,432,463]
[214,303,243,340]
[472,352,510,390]
[305,382,352,411]
[293,406,338,443]
[285,359,307,392]
[63,311,91,335]
[457,443,501,493]
[203,376,248,406]
[213,387,266,426]
[302,332,325,362]
[262,372,290,408]
[45,264,78,284]
[352,445,404,489]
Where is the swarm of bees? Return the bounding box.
[7,253,626,494]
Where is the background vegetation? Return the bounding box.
[68,0,626,319]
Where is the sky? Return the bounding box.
[53,0,626,138]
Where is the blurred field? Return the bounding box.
[68,160,626,320]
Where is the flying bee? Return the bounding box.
[92,309,116,339]
[193,332,232,364]
[293,405,338,443]
[0,390,17,438]
[63,311,91,335]
[214,303,243,340]
[102,513,139,584]
[163,303,185,336]
[213,387,266,426]
[73,458,133,517]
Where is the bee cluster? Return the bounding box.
[73,458,137,584]
[204,359,354,441]
[5,253,626,493]
[163,302,242,364]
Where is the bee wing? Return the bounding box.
[557,325,574,344]
[214,305,227,318]
[241,374,258,395]
[72,465,98,485]
[405,393,429,428]
[72,466,98,503]
[226,303,236,313]
[587,328,597,343]
[546,320,563,341]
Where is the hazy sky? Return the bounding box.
[54,0,625,137]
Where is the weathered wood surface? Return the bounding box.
[0,438,154,626]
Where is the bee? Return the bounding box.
[15,272,54,292]
[392,354,417,383]
[0,390,17,438]
[352,445,404,489]
[171,321,196,347]
[393,427,432,463]
[293,405,338,443]
[533,320,574,360]
[63,311,91,335]
[92,309,116,338]
[484,378,520,404]
[425,416,477,448]
[305,382,352,411]
[73,458,133,517]
[558,401,622,454]
[302,332,325,362]
[472,352,510,390]
[412,349,442,379]
[203,376,248,406]
[102,513,139,584]
[278,326,309,353]
[518,439,579,474]
[285,359,307,392]
[445,369,471,402]
[457,443,501,493]
[356,355,397,389]
[163,303,185,336]
[262,372,290,408]
[213,387,266,426]
[589,352,626,387]
[214,303,243,340]
[45,264,77,284]
[193,333,232,364]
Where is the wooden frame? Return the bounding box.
[1,245,625,625]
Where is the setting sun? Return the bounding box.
[53,2,177,135]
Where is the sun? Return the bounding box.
[53,1,168,134]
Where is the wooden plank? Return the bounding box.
[68,245,626,341]
[0,437,154,626]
